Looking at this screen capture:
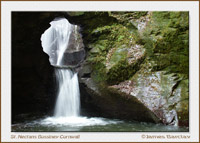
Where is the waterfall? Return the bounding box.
[54,69,80,117]
[41,18,82,118]
[39,17,121,128]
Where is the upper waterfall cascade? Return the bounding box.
[41,18,85,67]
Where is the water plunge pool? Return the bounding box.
[12,116,188,132]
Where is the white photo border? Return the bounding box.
[1,1,199,142]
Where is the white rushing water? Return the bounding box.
[54,69,80,117]
[41,18,72,66]
[41,116,120,127]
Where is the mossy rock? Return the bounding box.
[138,12,189,76]
[67,12,85,17]
[79,12,189,126]
[90,46,101,54]
[106,47,128,70]
[106,56,144,84]
[171,79,189,126]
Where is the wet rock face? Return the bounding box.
[78,12,158,123]
[77,12,189,126]
[79,78,161,123]
[61,49,85,67]
[111,71,189,126]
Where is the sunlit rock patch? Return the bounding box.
[127,44,145,64]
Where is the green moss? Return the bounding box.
[85,11,188,87]
[85,12,152,85]
[173,79,189,124]
[72,12,118,44]
[88,22,139,83]
[109,12,148,23]
[91,23,135,47]
[67,12,85,16]
[108,47,128,69]
[106,56,144,84]
[78,12,189,126]
[138,12,189,76]
[91,62,107,83]
[106,58,130,84]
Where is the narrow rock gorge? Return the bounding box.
[12,12,189,128]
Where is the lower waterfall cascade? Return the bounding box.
[54,68,80,117]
